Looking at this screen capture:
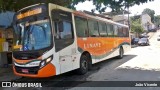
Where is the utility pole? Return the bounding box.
[122,9,125,25]
[127,3,130,30]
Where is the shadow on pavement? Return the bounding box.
[11,55,137,88]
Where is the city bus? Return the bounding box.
[12,3,131,77]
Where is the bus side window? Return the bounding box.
[59,21,73,39]
[99,22,107,37]
[106,23,114,37]
[113,25,118,37]
[88,19,99,37]
[118,26,124,37]
[126,27,129,37]
[123,27,129,37]
[75,16,89,37]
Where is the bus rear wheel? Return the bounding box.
[117,47,124,59]
[77,55,89,75]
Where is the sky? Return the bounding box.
[75,0,160,16]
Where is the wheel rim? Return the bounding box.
[82,60,88,70]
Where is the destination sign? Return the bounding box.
[17,8,42,20]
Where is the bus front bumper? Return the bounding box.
[13,63,56,78]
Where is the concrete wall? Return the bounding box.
[113,15,128,25]
[141,14,153,31]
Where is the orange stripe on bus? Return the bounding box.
[77,37,130,56]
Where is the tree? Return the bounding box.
[131,18,144,37]
[0,0,154,12]
[72,0,154,13]
[0,0,73,12]
[142,8,155,22]
[154,15,160,27]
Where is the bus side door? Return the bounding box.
[52,10,75,73]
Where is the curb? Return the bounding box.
[131,45,138,48]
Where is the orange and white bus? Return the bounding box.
[12,3,131,77]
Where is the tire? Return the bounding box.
[86,54,92,70]
[117,47,124,59]
[76,55,89,75]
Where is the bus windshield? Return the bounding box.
[13,5,52,51]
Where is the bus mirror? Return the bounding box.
[58,21,64,32]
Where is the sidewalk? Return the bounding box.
[0,65,20,81]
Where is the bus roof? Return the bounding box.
[17,3,128,28]
[49,3,128,28]
[73,11,128,27]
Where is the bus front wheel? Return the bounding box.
[77,55,89,75]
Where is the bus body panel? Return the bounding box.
[13,63,56,77]
[12,3,131,78]
[77,37,130,63]
[49,4,80,74]
[58,44,75,74]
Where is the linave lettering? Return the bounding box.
[84,43,101,49]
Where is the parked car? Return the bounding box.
[138,38,149,46]
[149,28,157,32]
[157,35,160,41]
[139,33,149,38]
[131,38,139,45]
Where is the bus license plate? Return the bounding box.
[22,69,29,73]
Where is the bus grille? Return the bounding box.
[15,66,39,74]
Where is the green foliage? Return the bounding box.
[72,0,154,13]
[131,19,144,34]
[142,8,155,22]
[154,15,160,26]
[0,0,154,13]
[0,0,72,12]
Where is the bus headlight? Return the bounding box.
[40,61,46,68]
[40,55,53,68]
[46,57,52,63]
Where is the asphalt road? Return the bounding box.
[2,31,160,90]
